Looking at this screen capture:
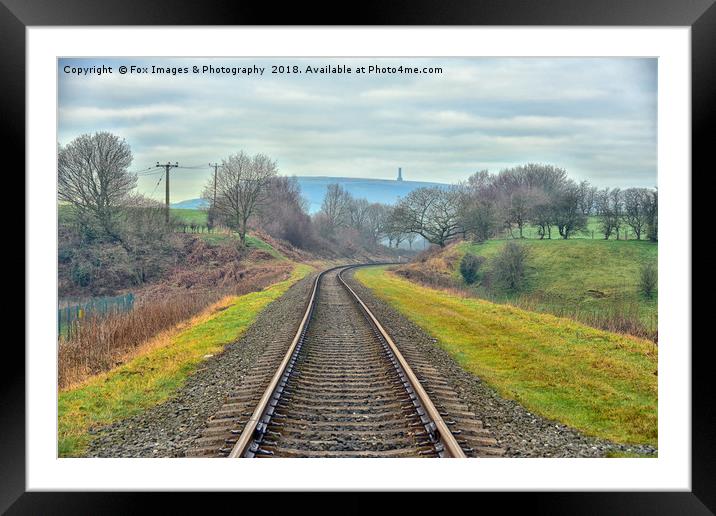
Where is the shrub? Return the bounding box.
[639,262,658,298]
[493,241,529,291]
[459,253,485,284]
[58,248,73,264]
[70,262,92,287]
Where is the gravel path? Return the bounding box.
[86,273,317,458]
[344,267,657,458]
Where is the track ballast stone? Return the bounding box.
[86,273,317,458]
[186,267,504,458]
[344,268,657,458]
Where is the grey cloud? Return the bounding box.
[59,57,656,201]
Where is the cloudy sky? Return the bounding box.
[58,57,657,202]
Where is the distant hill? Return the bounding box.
[171,198,208,210]
[171,176,449,213]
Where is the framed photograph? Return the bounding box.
[9,0,709,511]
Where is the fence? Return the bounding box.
[58,293,135,338]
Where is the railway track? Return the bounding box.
[187,265,504,458]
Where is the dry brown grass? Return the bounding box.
[512,293,658,342]
[58,262,293,388]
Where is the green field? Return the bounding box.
[355,266,658,446]
[58,264,311,457]
[447,239,657,338]
[497,216,642,241]
[59,205,208,225]
[171,207,208,225]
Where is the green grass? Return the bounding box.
[171,208,208,225]
[450,239,657,336]
[605,450,658,458]
[199,231,286,260]
[355,266,658,446]
[58,264,311,457]
[244,234,286,260]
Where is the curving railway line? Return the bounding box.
[186,265,504,458]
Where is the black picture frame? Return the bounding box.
[6,0,709,512]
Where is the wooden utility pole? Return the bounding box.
[209,162,220,207]
[156,161,179,223]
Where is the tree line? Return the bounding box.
[386,164,658,247]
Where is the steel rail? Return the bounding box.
[228,263,465,458]
[227,267,325,458]
[337,266,466,458]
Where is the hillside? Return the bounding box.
[397,238,658,340]
[171,175,448,213]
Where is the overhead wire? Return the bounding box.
[129,166,156,175]
[176,164,211,170]
[149,173,164,198]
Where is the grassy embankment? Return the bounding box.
[58,263,312,457]
[172,209,286,260]
[355,266,657,446]
[426,239,657,341]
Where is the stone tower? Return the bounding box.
[397,167,403,181]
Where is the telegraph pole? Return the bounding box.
[209,162,220,207]
[156,161,179,223]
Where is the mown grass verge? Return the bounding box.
[58,263,311,457]
[355,266,658,446]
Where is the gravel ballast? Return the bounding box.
[86,273,316,458]
[86,265,656,458]
[345,267,657,458]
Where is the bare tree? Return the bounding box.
[622,187,651,240]
[348,197,371,232]
[490,164,568,239]
[364,203,389,245]
[393,186,462,247]
[576,180,597,216]
[553,180,588,239]
[595,188,616,239]
[319,183,353,237]
[209,151,278,244]
[500,186,536,238]
[596,187,624,240]
[458,174,498,243]
[58,132,136,241]
[460,199,497,242]
[610,188,624,240]
[531,192,556,239]
[645,188,658,242]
